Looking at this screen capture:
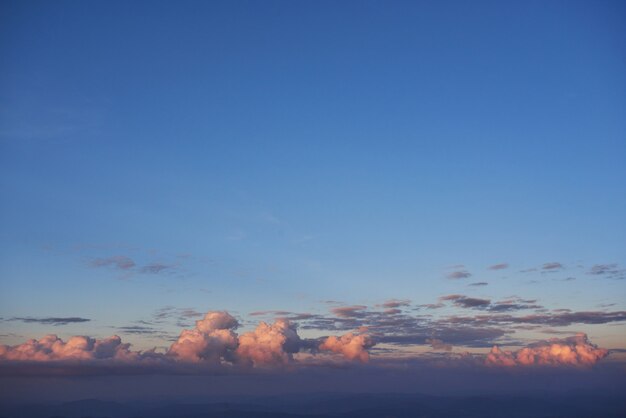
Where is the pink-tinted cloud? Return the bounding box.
[0,334,138,362]
[486,334,608,367]
[0,310,376,372]
[236,319,301,367]
[167,311,239,363]
[319,333,373,362]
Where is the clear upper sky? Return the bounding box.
[0,0,625,352]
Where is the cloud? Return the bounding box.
[236,319,301,367]
[167,311,239,363]
[587,264,625,280]
[440,295,491,309]
[381,299,411,308]
[331,305,368,318]
[447,270,472,279]
[319,333,373,362]
[140,263,174,274]
[469,282,489,286]
[8,317,90,326]
[444,310,626,328]
[488,263,509,270]
[542,262,563,271]
[426,338,452,351]
[90,256,135,270]
[0,335,140,362]
[488,298,542,312]
[486,334,608,367]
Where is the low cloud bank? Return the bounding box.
[0,335,140,362]
[0,311,372,370]
[486,334,608,366]
[0,311,613,375]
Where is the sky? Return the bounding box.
[0,0,625,401]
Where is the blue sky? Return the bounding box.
[1,0,625,355]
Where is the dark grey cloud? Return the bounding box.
[249,310,292,317]
[443,310,626,328]
[90,256,135,270]
[488,263,509,270]
[9,317,90,326]
[469,282,489,286]
[447,270,472,279]
[440,295,491,309]
[115,326,159,335]
[488,303,542,312]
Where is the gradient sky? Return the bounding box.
[1,0,625,379]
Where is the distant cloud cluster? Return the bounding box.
[90,255,178,277]
[486,334,608,366]
[587,264,625,280]
[0,311,374,373]
[0,335,143,362]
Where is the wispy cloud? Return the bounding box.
[440,295,491,309]
[542,262,563,271]
[140,263,174,274]
[587,264,625,280]
[90,256,135,270]
[488,263,509,270]
[8,317,90,326]
[446,270,472,279]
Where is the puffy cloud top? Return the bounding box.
[0,335,136,362]
[319,333,373,362]
[486,334,608,367]
[236,319,301,367]
[167,311,239,363]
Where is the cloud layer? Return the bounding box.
[0,311,373,372]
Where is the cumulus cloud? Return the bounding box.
[319,333,373,362]
[167,311,239,363]
[0,334,139,362]
[486,334,608,367]
[0,309,378,374]
[236,319,301,367]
